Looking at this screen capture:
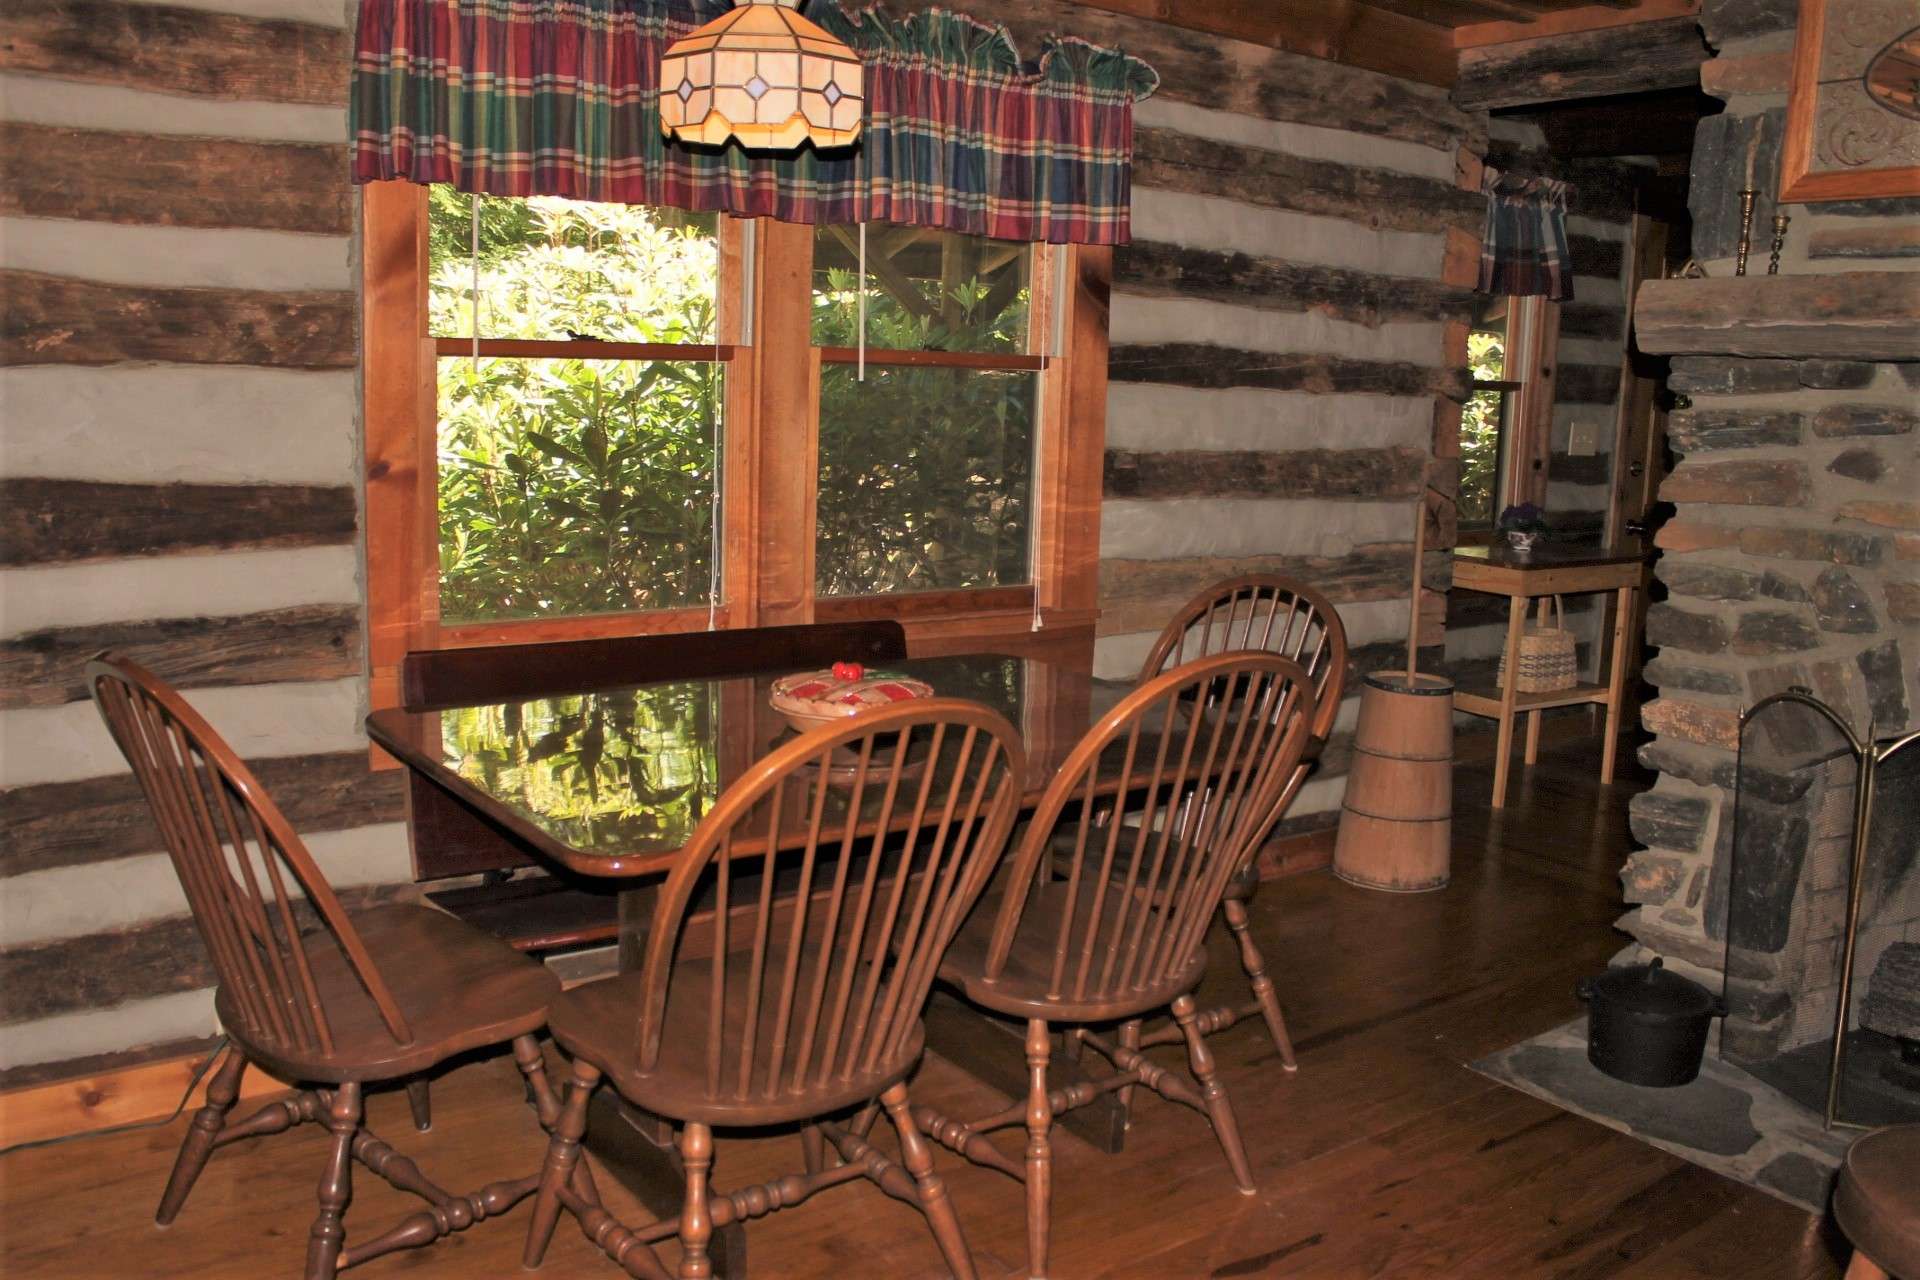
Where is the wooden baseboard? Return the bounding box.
[1254,824,1337,880]
[0,1046,286,1150]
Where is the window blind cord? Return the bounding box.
[857,220,867,383]
[0,1035,231,1157]
[709,317,722,631]
[470,195,482,364]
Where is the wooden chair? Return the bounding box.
[922,652,1316,1280]
[1134,574,1348,1070]
[522,699,1025,1280]
[87,655,564,1280]
[400,619,912,950]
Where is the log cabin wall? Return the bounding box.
[1069,12,1484,849]
[1615,0,1920,1012]
[0,0,415,1083]
[0,0,1484,1080]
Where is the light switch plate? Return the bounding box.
[1568,420,1601,457]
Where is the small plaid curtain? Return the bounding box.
[1477,167,1573,300]
[349,0,1159,245]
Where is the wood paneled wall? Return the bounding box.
[0,0,414,1084]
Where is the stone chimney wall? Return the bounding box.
[1614,0,1920,1007]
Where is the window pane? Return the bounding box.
[815,365,1035,596]
[1471,294,1509,381]
[811,224,1031,354]
[428,187,719,343]
[1459,387,1510,530]
[437,356,722,623]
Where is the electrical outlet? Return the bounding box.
[1568,421,1601,457]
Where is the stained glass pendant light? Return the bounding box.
[659,0,864,151]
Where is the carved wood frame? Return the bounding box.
[1779,0,1920,202]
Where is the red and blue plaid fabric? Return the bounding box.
[1478,167,1574,301]
[350,0,1158,245]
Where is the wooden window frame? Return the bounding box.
[1457,293,1558,547]
[361,182,1109,716]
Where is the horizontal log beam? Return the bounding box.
[0,125,350,236]
[0,0,349,106]
[884,0,1478,148]
[1099,544,1449,637]
[0,885,414,1025]
[0,478,358,567]
[1569,234,1627,280]
[2,272,356,369]
[1133,130,1485,236]
[1104,447,1427,502]
[1555,362,1623,405]
[1109,343,1469,399]
[1113,241,1475,328]
[1560,302,1625,341]
[0,752,405,877]
[1635,274,1920,361]
[1067,0,1455,87]
[1454,16,1708,111]
[0,605,362,710]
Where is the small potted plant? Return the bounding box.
[1497,503,1547,554]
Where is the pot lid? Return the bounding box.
[1589,957,1716,1018]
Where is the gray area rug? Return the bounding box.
[1470,1018,1853,1214]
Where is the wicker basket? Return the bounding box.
[1497,595,1578,693]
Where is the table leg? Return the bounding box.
[1524,597,1547,766]
[1492,595,1529,809]
[1601,585,1634,784]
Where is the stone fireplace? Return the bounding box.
[1615,0,1920,1118]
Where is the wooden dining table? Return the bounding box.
[365,649,1135,1279]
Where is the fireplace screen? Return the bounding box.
[1727,691,1920,1129]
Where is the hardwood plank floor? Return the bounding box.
[0,737,1852,1279]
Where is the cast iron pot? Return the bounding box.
[1576,957,1727,1088]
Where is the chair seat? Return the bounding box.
[219,903,558,1084]
[1834,1122,1920,1277]
[548,954,923,1127]
[940,874,1207,1023]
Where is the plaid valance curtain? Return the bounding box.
[1477,167,1573,300]
[349,0,1159,244]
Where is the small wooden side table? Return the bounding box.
[1452,543,1648,808]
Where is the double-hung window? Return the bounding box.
[1458,293,1554,540]
[362,184,1107,709]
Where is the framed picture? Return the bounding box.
[1779,0,1920,202]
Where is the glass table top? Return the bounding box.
[367,652,1099,877]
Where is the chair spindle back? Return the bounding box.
[635,700,1023,1104]
[86,655,410,1059]
[1137,574,1349,749]
[986,653,1315,1005]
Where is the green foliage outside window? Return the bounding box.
[427,188,1039,622]
[1459,328,1509,530]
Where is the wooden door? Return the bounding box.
[1606,213,1675,704]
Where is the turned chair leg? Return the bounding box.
[405,1078,432,1132]
[801,1124,827,1175]
[304,1083,360,1280]
[1221,896,1298,1071]
[156,1045,249,1225]
[1114,1020,1142,1128]
[1024,1019,1054,1280]
[1843,1253,1889,1280]
[1172,994,1255,1195]
[678,1122,715,1280]
[882,1083,977,1280]
[523,1058,601,1270]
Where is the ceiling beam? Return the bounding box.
[1454,14,1708,110]
[1065,0,1457,88]
[1454,0,1698,49]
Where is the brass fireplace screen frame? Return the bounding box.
[1735,690,1920,1131]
